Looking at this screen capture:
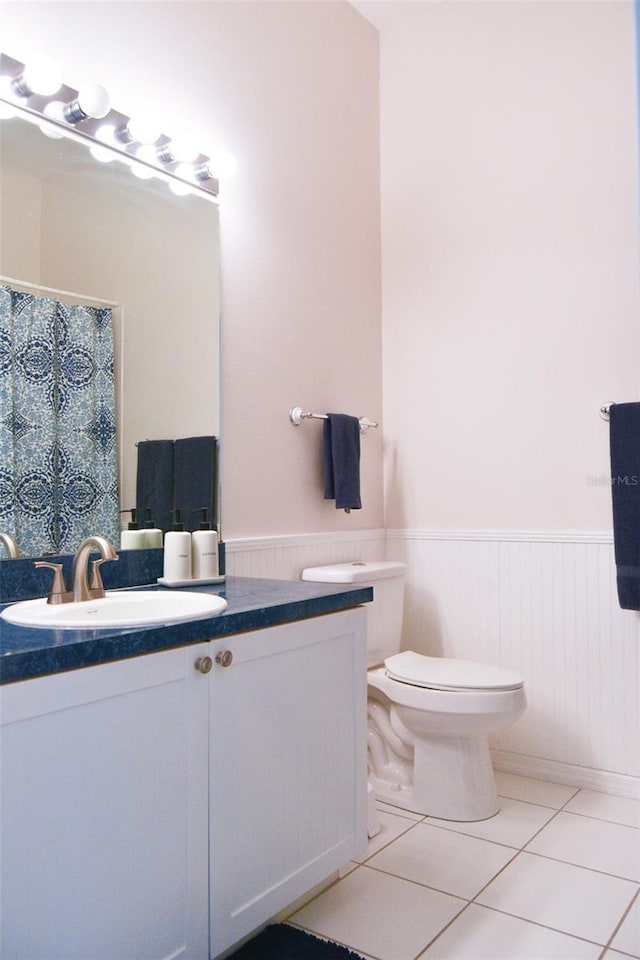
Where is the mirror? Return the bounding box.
[0,113,221,556]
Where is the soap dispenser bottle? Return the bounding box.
[120,509,147,550]
[142,509,163,549]
[163,510,192,580]
[192,508,219,580]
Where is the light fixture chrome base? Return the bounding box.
[0,52,220,200]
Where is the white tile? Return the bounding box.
[477,852,639,945]
[289,864,464,960]
[428,797,556,848]
[418,903,603,959]
[495,771,579,809]
[526,812,640,881]
[353,810,417,862]
[376,799,425,821]
[367,822,517,899]
[565,790,640,829]
[610,893,640,957]
[604,952,638,959]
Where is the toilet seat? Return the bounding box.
[385,651,523,692]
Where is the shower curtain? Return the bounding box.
[0,284,119,556]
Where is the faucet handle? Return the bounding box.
[34,561,70,605]
[89,558,109,595]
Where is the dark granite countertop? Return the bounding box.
[0,576,372,685]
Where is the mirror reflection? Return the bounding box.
[0,114,221,557]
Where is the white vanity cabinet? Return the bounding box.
[0,606,367,960]
[0,644,211,960]
[207,608,367,958]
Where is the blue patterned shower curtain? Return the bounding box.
[0,285,119,556]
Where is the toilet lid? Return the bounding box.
[384,651,524,692]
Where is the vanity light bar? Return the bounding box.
[0,53,222,200]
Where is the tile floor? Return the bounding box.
[287,772,640,960]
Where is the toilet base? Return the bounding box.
[370,734,499,822]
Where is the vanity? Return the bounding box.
[0,575,371,960]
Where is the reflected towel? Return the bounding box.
[174,436,218,532]
[136,440,174,535]
[609,402,640,609]
[323,414,362,513]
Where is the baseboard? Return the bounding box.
[492,749,640,800]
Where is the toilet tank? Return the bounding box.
[301,561,406,667]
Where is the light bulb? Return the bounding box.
[136,144,157,164]
[63,83,111,123]
[126,117,161,145]
[39,101,66,138]
[168,178,191,196]
[96,123,118,146]
[0,100,16,121]
[130,162,155,180]
[170,138,199,163]
[207,150,238,181]
[157,136,199,164]
[89,144,115,163]
[174,162,197,183]
[13,59,62,97]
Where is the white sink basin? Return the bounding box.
[1,590,227,629]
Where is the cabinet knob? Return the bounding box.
[195,656,213,674]
[215,650,233,668]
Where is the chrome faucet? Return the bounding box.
[36,536,119,605]
[0,532,20,559]
[71,536,119,602]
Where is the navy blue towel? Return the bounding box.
[609,402,640,609]
[174,436,218,532]
[323,414,362,513]
[136,440,174,534]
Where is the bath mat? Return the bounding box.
[226,923,367,959]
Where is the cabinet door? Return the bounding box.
[1,645,210,960]
[209,608,367,958]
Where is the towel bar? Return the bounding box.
[600,402,615,421]
[289,406,378,434]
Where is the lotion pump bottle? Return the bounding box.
[192,508,219,579]
[120,509,147,550]
[142,508,163,549]
[163,510,192,580]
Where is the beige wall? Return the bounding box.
[1,1,383,539]
[367,0,640,533]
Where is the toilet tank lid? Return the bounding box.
[301,561,406,583]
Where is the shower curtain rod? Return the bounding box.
[0,274,118,307]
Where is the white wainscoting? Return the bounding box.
[225,528,639,799]
[387,530,640,799]
[225,529,387,582]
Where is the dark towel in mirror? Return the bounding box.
[136,440,174,534]
[174,436,218,532]
[609,402,640,609]
[323,414,362,513]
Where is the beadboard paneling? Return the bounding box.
[226,530,386,582]
[386,531,640,795]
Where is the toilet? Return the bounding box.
[301,561,526,822]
